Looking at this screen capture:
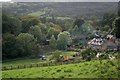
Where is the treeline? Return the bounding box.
[2,13,85,60]
[3,2,117,18]
[2,11,120,60]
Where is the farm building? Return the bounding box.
[102,35,118,51]
[88,34,118,51]
[88,38,104,50]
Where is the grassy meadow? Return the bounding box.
[2,51,76,66]
[2,60,118,78]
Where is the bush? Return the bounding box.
[99,54,109,60]
[50,50,62,62]
[56,69,61,72]
[64,69,72,73]
[81,48,97,61]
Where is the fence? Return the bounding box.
[2,59,83,71]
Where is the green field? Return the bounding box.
[2,60,118,78]
[57,17,71,20]
[2,58,46,66]
[28,11,46,16]
[27,11,71,20]
[3,51,76,66]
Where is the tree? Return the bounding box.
[112,17,120,38]
[50,50,62,62]
[16,33,36,56]
[38,23,48,35]
[50,35,56,49]
[29,25,43,43]
[2,14,22,35]
[51,15,56,23]
[81,48,97,61]
[20,15,40,32]
[101,25,110,32]
[37,23,48,42]
[40,16,47,23]
[2,33,24,59]
[64,21,73,31]
[73,18,84,28]
[47,27,61,39]
[71,25,80,36]
[34,44,41,58]
[100,13,116,28]
[98,54,109,60]
[57,31,72,50]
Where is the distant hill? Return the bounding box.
[2,2,118,18]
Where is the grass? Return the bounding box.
[28,11,45,16]
[46,16,71,20]
[2,58,46,66]
[2,59,118,78]
[61,51,76,56]
[27,11,71,20]
[2,51,76,67]
[57,17,71,20]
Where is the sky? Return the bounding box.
[0,0,11,2]
[0,0,119,2]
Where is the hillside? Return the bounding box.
[2,2,117,18]
[2,60,118,78]
[2,2,119,79]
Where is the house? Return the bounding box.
[102,40,117,51]
[88,34,118,51]
[102,35,118,51]
[88,38,104,50]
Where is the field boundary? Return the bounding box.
[2,60,83,71]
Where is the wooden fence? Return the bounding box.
[2,60,83,71]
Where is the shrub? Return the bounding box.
[56,69,61,72]
[50,50,62,62]
[81,48,96,61]
[64,69,72,73]
[60,76,64,78]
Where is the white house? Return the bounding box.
[88,38,104,50]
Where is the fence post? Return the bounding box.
[10,66,12,70]
[29,64,31,68]
[30,64,32,68]
[61,62,63,65]
[18,66,19,69]
[24,65,26,68]
[36,64,38,67]
[2,59,83,71]
[46,63,48,66]
[43,63,45,66]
